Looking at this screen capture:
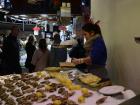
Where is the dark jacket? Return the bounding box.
[1,35,21,74]
[69,38,87,70]
[25,42,36,68]
[50,46,67,67]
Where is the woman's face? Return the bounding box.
[82,30,94,40]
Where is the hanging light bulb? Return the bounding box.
[0,5,2,9]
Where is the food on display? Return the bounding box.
[36,71,46,78]
[40,80,50,84]
[11,89,23,97]
[36,84,44,89]
[78,96,85,103]
[21,85,31,90]
[35,91,46,99]
[53,100,62,105]
[45,67,62,71]
[0,71,94,105]
[59,62,75,67]
[78,73,101,85]
[23,88,35,94]
[81,88,89,94]
[5,97,16,105]
[0,93,9,100]
[96,97,108,105]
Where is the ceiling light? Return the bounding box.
[41,14,48,17]
[14,15,19,18]
[29,18,32,21]
[0,5,2,9]
[21,17,26,20]
[0,9,9,14]
[82,2,85,6]
[20,15,27,17]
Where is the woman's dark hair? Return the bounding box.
[77,38,84,46]
[27,35,35,44]
[11,26,20,33]
[82,23,102,35]
[53,34,61,45]
[39,39,47,52]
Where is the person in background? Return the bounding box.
[72,23,109,80]
[69,37,87,70]
[50,33,67,67]
[31,39,50,71]
[52,33,61,45]
[1,26,22,75]
[25,35,36,73]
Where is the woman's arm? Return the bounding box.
[71,56,92,65]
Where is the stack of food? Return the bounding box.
[0,71,94,105]
[59,62,75,68]
[78,73,101,87]
[44,67,62,72]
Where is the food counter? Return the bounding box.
[0,68,136,105]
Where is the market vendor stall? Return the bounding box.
[0,68,136,105]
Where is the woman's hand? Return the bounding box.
[71,58,81,65]
[71,56,92,65]
[83,56,92,65]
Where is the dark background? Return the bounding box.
[6,0,90,15]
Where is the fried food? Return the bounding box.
[78,96,85,103]
[5,97,16,105]
[0,70,92,105]
[79,73,101,85]
[45,67,61,71]
[11,89,23,97]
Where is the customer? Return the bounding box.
[1,26,22,75]
[31,39,50,71]
[72,23,109,80]
[50,33,67,67]
[25,35,36,73]
[69,37,87,70]
[52,33,61,45]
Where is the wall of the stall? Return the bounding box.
[91,0,140,93]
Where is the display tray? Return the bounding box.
[44,67,62,72]
[0,71,97,105]
[0,70,133,105]
[44,67,75,72]
[77,73,112,89]
[59,62,75,68]
[78,73,101,87]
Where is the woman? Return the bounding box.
[50,33,67,67]
[52,33,61,45]
[1,26,22,75]
[31,39,50,71]
[72,23,109,80]
[69,38,87,70]
[25,35,36,73]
